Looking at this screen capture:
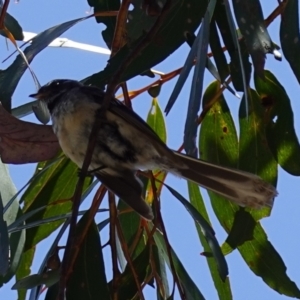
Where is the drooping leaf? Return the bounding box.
[109,244,150,300]
[0,162,25,285]
[199,80,239,224]
[215,0,251,93]
[22,156,93,249]
[12,269,59,290]
[0,16,91,110]
[280,0,300,84]
[232,0,276,76]
[0,9,24,41]
[238,89,277,221]
[0,194,9,276]
[154,231,205,300]
[237,223,300,298]
[184,10,211,156]
[209,20,229,82]
[164,183,228,281]
[254,70,300,176]
[188,182,232,300]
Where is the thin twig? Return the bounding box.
[121,81,132,110]
[102,0,172,109]
[57,174,106,299]
[156,209,186,299]
[116,217,145,300]
[111,0,131,56]
[0,0,9,28]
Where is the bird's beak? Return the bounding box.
[29,93,41,99]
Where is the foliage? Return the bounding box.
[0,0,300,299]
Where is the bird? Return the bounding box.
[30,79,278,220]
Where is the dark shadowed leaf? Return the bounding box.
[110,244,150,300]
[232,0,275,76]
[280,0,300,84]
[188,182,232,299]
[0,16,90,110]
[184,11,210,156]
[84,0,208,87]
[152,244,170,299]
[88,0,119,48]
[12,269,59,290]
[165,183,228,281]
[215,0,251,96]
[209,20,229,82]
[154,231,205,300]
[0,10,24,41]
[66,214,109,300]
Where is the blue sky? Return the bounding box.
[1,1,300,299]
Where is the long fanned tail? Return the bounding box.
[172,152,277,208]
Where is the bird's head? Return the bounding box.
[29,79,82,111]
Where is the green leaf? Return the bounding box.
[0,162,25,285]
[188,182,232,300]
[66,214,109,300]
[199,80,239,226]
[0,194,9,276]
[280,0,300,84]
[146,98,167,144]
[110,244,150,300]
[154,231,205,300]
[239,89,277,220]
[254,70,300,176]
[237,224,300,298]
[200,82,300,297]
[22,156,92,249]
[164,183,228,281]
[152,244,170,299]
[15,248,35,300]
[12,269,59,290]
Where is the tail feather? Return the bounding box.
[173,152,277,208]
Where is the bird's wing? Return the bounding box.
[83,86,175,159]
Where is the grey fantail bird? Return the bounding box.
[30,79,277,220]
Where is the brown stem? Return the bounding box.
[111,0,131,56]
[0,0,9,28]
